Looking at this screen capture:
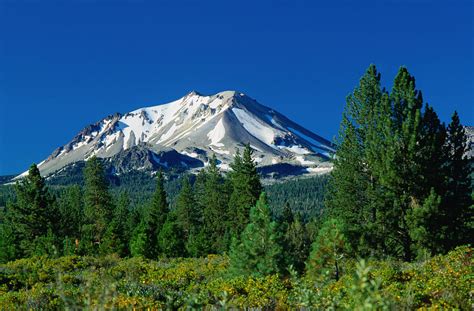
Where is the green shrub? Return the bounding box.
[0,246,471,309]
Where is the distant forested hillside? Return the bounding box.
[0,170,329,221]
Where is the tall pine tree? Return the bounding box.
[81,156,114,255]
[382,68,433,260]
[228,144,263,238]
[326,65,385,257]
[200,154,230,254]
[142,170,169,258]
[175,175,200,241]
[58,185,83,255]
[101,191,130,256]
[6,164,57,257]
[442,112,473,249]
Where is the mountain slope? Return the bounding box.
[16,91,335,179]
[465,126,474,159]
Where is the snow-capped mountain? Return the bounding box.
[17,91,335,179]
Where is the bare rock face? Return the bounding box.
[465,126,474,159]
[15,91,336,179]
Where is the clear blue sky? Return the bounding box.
[1,0,473,175]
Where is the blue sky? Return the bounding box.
[1,0,473,175]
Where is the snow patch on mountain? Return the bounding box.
[208,118,226,147]
[232,107,277,145]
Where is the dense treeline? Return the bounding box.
[266,174,329,221]
[1,164,329,216]
[0,65,472,309]
[0,145,315,276]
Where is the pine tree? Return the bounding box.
[58,185,83,253]
[279,202,294,229]
[283,215,311,274]
[228,145,263,237]
[186,169,211,257]
[326,65,457,260]
[383,68,425,260]
[126,202,143,250]
[32,228,59,257]
[442,112,473,249]
[175,175,200,241]
[101,191,130,256]
[403,104,447,256]
[201,154,230,253]
[185,228,208,257]
[369,68,456,259]
[306,218,349,282]
[81,156,113,255]
[157,212,186,258]
[228,193,283,277]
[405,188,441,257]
[417,105,447,197]
[6,164,57,257]
[130,222,147,257]
[277,202,308,273]
[326,65,385,256]
[116,191,132,253]
[143,170,168,258]
[0,221,16,263]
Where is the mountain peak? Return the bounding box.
[17,90,335,179]
[185,90,248,101]
[186,90,202,97]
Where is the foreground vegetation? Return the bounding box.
[1,246,471,309]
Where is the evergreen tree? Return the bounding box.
[405,189,441,258]
[81,156,114,255]
[417,105,447,197]
[201,154,230,253]
[326,65,385,257]
[306,218,349,282]
[158,212,186,258]
[283,215,311,274]
[186,169,211,257]
[228,193,283,277]
[279,202,294,230]
[185,228,208,257]
[383,68,425,260]
[193,168,208,207]
[442,112,473,249]
[228,145,263,237]
[326,65,465,261]
[379,68,441,260]
[143,170,168,258]
[32,228,59,257]
[116,191,132,253]
[101,191,130,256]
[126,202,143,249]
[277,202,310,274]
[0,220,16,263]
[58,185,83,254]
[6,164,57,257]
[175,175,200,241]
[130,222,147,257]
